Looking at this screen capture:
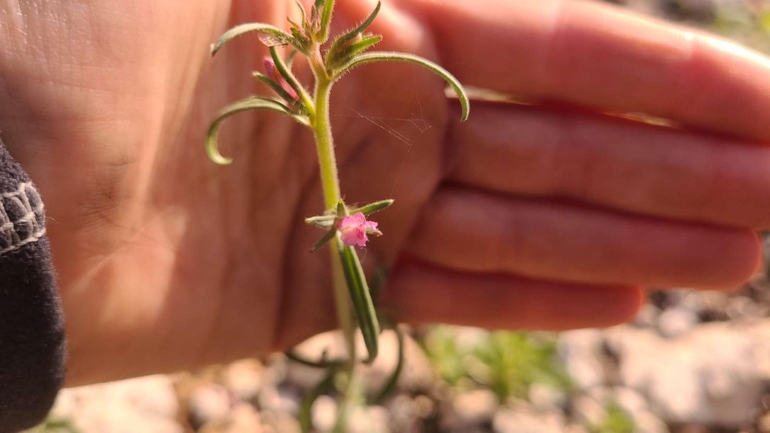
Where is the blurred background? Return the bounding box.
[27,1,770,432]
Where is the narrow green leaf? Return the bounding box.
[336,200,348,218]
[305,214,336,227]
[252,72,302,109]
[349,199,393,216]
[286,349,344,368]
[319,0,335,42]
[206,96,307,165]
[338,240,380,362]
[326,34,383,70]
[341,1,380,41]
[286,49,299,69]
[288,24,311,52]
[325,2,381,67]
[299,371,337,433]
[310,227,337,252]
[338,52,470,122]
[372,324,405,404]
[269,46,312,110]
[345,34,382,58]
[211,23,294,56]
[294,0,308,31]
[368,264,389,302]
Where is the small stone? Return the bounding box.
[386,394,428,432]
[413,395,435,419]
[311,395,337,433]
[258,384,302,416]
[227,404,262,433]
[528,383,567,412]
[452,389,499,425]
[614,387,648,420]
[199,403,262,433]
[558,330,606,390]
[657,307,697,338]
[450,327,491,351]
[572,394,606,427]
[188,384,232,428]
[222,360,263,402]
[348,405,390,433]
[361,329,435,396]
[633,304,661,328]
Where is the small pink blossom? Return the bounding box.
[263,57,299,101]
[338,212,379,247]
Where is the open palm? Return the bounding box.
[3,0,770,385]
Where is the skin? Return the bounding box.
[0,0,768,386]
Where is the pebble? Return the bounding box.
[452,389,499,425]
[257,383,302,416]
[657,307,698,338]
[558,330,606,390]
[311,395,337,432]
[221,360,263,402]
[528,383,567,412]
[348,405,390,433]
[572,394,606,427]
[188,384,232,429]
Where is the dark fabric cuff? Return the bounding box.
[0,142,66,432]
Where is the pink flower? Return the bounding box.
[338,212,379,247]
[263,57,299,101]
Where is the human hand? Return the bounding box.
[1,0,768,386]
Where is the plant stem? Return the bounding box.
[311,60,355,356]
[310,49,357,431]
[311,78,341,210]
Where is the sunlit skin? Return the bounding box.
[0,0,769,386]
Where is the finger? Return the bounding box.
[398,0,770,141]
[407,188,760,291]
[447,103,770,229]
[380,259,643,330]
